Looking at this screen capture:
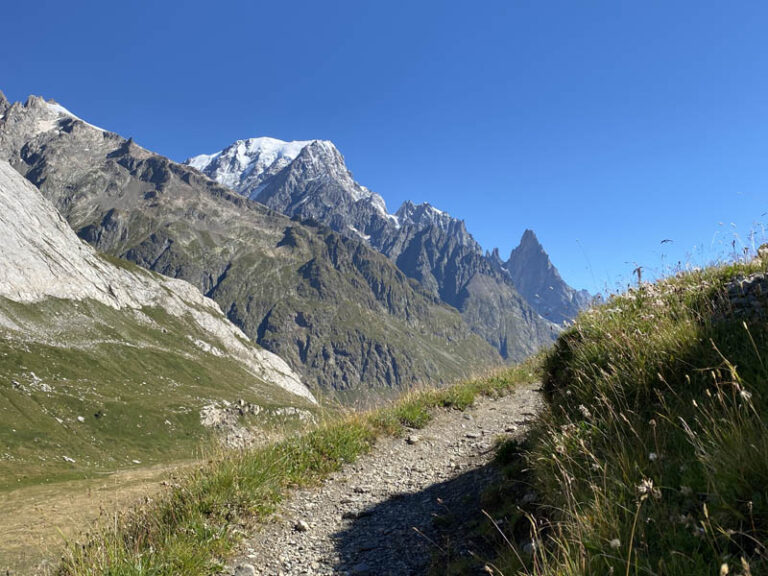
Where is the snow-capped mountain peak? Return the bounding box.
[187,137,327,194]
[186,136,394,226]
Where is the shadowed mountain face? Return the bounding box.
[0,93,501,394]
[189,137,590,357]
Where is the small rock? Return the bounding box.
[132,459,141,464]
[463,413,473,421]
[521,491,538,505]
[62,455,76,463]
[76,416,85,423]
[465,432,481,439]
[406,434,421,445]
[350,562,372,575]
[234,564,256,576]
[294,520,310,532]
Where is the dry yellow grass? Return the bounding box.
[0,461,195,575]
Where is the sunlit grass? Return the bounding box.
[467,257,768,575]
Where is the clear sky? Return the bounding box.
[3,1,768,294]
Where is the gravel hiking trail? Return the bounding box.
[226,381,543,576]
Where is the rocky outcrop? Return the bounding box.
[0,94,500,393]
[719,271,768,321]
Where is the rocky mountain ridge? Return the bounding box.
[0,92,500,393]
[188,135,591,356]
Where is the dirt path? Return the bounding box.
[227,382,543,576]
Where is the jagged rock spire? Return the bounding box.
[0,89,8,113]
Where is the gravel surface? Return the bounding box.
[226,382,543,576]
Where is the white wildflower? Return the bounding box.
[636,477,661,501]
[609,538,621,550]
[637,478,654,496]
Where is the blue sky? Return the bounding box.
[3,1,768,293]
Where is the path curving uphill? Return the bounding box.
[227,382,543,576]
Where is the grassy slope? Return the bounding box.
[457,259,768,575]
[0,297,313,491]
[57,365,537,575]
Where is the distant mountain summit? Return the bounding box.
[189,138,395,244]
[504,230,593,324]
[186,136,591,355]
[187,137,317,195]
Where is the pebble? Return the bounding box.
[350,562,372,575]
[294,520,310,532]
[234,564,256,576]
[406,434,420,445]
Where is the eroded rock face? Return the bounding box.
[0,160,315,403]
[0,94,500,394]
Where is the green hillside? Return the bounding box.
[0,295,315,490]
[473,256,768,575]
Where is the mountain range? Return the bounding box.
[187,137,591,354]
[0,92,590,398]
